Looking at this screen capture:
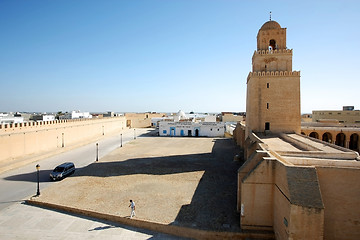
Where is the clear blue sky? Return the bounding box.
[1,0,359,113]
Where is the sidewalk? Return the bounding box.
[0,201,189,240]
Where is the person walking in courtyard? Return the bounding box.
[129,200,135,218]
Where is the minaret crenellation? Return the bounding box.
[254,49,292,55]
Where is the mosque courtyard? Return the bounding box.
[33,135,242,232]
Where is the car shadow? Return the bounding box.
[3,169,54,183]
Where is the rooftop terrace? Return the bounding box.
[257,133,360,166]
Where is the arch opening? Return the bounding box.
[309,132,319,139]
[269,39,277,50]
[335,133,346,147]
[322,132,332,143]
[349,133,359,152]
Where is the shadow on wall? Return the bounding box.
[4,138,243,232]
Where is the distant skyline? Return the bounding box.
[1,0,359,113]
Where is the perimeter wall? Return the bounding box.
[0,117,126,163]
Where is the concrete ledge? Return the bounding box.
[26,199,275,240]
[276,151,357,160]
[241,224,273,231]
[298,133,358,155]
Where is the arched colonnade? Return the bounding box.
[301,129,360,152]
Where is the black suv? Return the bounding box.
[50,162,75,181]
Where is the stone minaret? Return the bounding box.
[246,20,301,136]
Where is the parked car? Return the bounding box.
[50,162,75,181]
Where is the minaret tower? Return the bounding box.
[246,17,301,136]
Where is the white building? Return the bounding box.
[43,115,55,121]
[159,121,225,137]
[32,114,55,121]
[173,110,217,122]
[0,113,24,124]
[60,111,93,119]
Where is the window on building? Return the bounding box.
[267,103,269,109]
[265,122,270,130]
[267,83,269,88]
[163,130,167,134]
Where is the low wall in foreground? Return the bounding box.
[26,199,274,240]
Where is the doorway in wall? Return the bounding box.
[188,130,192,136]
[170,127,176,136]
[195,129,199,137]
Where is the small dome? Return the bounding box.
[260,20,281,30]
[177,110,186,119]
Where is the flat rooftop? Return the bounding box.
[257,133,360,166]
[260,134,344,153]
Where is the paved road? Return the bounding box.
[0,128,152,211]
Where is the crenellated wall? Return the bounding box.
[247,71,300,82]
[0,117,126,164]
[254,49,293,55]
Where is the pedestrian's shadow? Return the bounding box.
[88,225,117,231]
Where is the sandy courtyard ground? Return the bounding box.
[36,134,242,231]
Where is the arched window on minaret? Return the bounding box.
[269,39,277,50]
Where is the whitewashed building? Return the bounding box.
[0,113,24,124]
[0,116,24,124]
[159,121,225,137]
[60,110,93,119]
[173,110,217,122]
[32,114,55,121]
